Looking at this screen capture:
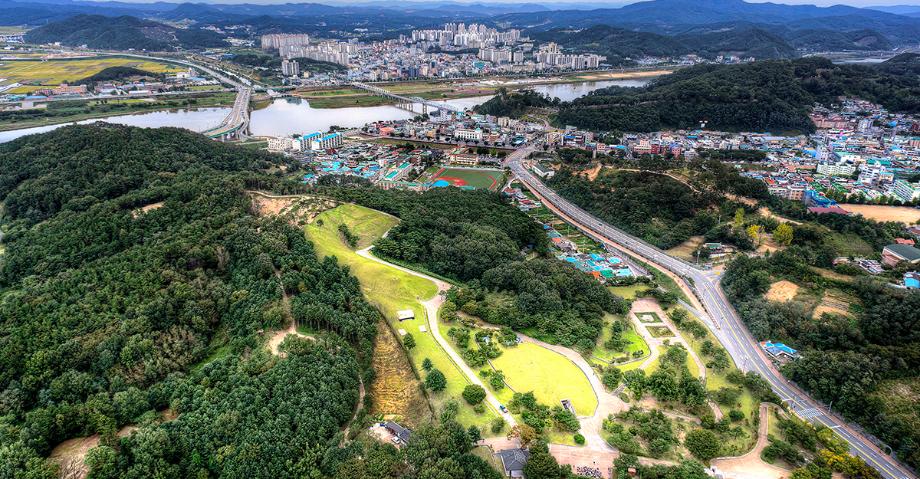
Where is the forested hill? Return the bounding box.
[554,57,920,133]
[0,124,496,478]
[23,14,226,50]
[532,25,797,65]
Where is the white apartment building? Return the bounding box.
[453,128,483,141]
[816,162,856,177]
[893,179,920,203]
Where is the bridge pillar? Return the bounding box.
[422,103,428,116]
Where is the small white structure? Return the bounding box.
[397,309,415,321]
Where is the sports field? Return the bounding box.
[0,56,183,93]
[427,166,504,191]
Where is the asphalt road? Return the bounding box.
[505,146,915,479]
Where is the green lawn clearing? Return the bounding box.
[306,203,495,429]
[490,342,597,416]
[593,314,649,364]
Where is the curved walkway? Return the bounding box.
[355,246,517,427]
[711,403,791,479]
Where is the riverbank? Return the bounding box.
[0,91,236,132]
[294,69,670,109]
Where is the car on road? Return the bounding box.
[499,404,508,413]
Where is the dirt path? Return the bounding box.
[630,299,723,420]
[355,246,518,427]
[711,403,790,479]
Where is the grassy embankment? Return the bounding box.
[293,69,670,109]
[305,203,496,429]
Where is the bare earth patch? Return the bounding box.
[266,324,315,357]
[666,236,705,260]
[839,204,920,224]
[48,425,138,479]
[248,191,338,226]
[812,290,853,319]
[130,201,164,218]
[765,281,799,303]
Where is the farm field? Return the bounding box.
[0,56,183,91]
[840,204,920,224]
[489,342,597,416]
[306,203,496,429]
[424,166,504,191]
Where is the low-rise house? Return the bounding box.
[495,448,530,478]
[384,421,412,445]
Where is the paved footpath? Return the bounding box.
[355,247,517,427]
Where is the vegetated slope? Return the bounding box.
[0,125,501,478]
[24,14,226,50]
[722,252,920,471]
[782,28,891,52]
[533,25,796,65]
[74,66,160,85]
[554,57,920,133]
[547,168,725,250]
[323,185,626,351]
[474,87,557,117]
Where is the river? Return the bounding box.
[0,78,651,143]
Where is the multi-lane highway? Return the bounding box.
[505,146,915,479]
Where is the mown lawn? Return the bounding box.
[306,203,495,429]
[490,342,597,416]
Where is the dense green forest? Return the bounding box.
[74,66,161,86]
[0,125,497,478]
[24,14,225,50]
[554,57,920,133]
[474,87,557,118]
[722,250,920,471]
[533,25,796,66]
[323,185,624,350]
[547,168,726,249]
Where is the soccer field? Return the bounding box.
[429,166,504,191]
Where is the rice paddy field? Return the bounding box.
[0,56,183,93]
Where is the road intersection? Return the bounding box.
[505,146,915,479]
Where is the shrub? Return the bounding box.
[462,384,487,405]
[574,433,585,445]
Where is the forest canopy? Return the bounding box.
[554,57,920,133]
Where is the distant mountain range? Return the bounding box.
[497,0,920,46]
[4,0,920,53]
[23,14,226,50]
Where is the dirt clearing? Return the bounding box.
[765,281,799,302]
[667,236,705,260]
[812,289,854,319]
[839,204,920,224]
[49,425,138,479]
